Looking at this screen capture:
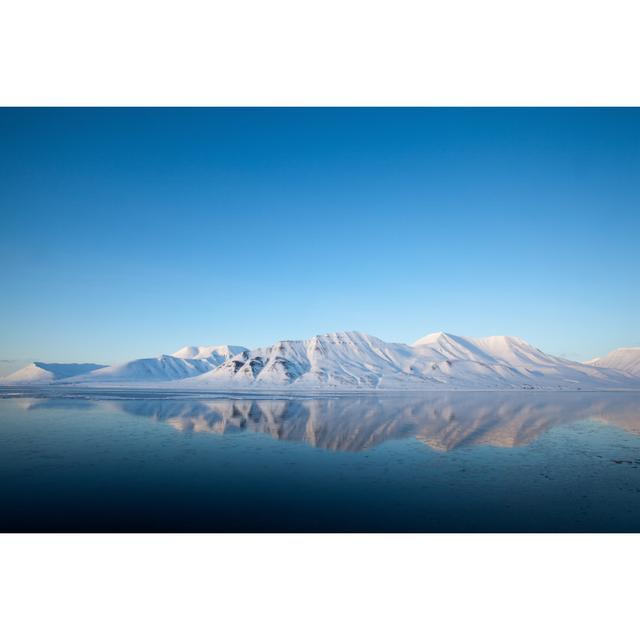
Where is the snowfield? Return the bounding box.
[2,332,639,391]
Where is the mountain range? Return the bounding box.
[2,331,640,391]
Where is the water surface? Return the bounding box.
[1,388,640,532]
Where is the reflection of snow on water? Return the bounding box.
[10,389,640,452]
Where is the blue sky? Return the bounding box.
[0,108,638,372]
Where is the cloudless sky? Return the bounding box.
[0,108,638,373]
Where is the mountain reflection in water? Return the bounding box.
[21,392,640,452]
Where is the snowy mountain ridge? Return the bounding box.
[2,331,639,390]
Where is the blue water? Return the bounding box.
[1,389,640,532]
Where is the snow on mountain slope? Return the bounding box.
[171,344,247,364]
[181,331,640,390]
[195,331,424,388]
[0,362,106,385]
[63,355,214,384]
[56,344,247,385]
[409,331,637,389]
[8,331,639,390]
[586,347,640,376]
[413,332,570,368]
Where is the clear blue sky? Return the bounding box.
[0,108,638,372]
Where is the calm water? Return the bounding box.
[1,388,640,532]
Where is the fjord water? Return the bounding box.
[1,389,640,532]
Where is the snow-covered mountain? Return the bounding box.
[194,332,421,388]
[1,362,106,384]
[2,331,638,390]
[414,332,568,367]
[59,344,247,385]
[65,355,215,384]
[0,345,247,386]
[586,347,640,376]
[183,330,638,390]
